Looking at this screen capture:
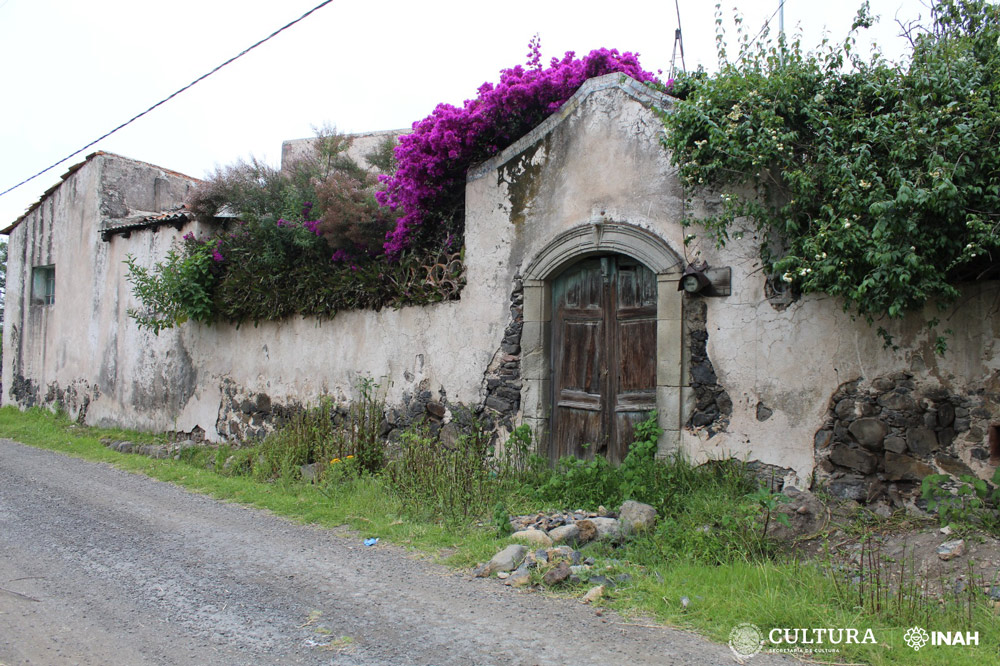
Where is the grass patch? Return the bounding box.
[1,405,997,665]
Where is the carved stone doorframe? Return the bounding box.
[520,221,685,457]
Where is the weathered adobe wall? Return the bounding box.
[2,155,520,442]
[2,154,202,430]
[4,76,998,498]
[3,158,101,413]
[467,73,1000,491]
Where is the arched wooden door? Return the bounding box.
[550,255,657,464]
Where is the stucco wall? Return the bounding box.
[281,129,407,173]
[3,76,998,495]
[465,73,1000,489]
[3,152,513,440]
[683,211,1000,487]
[2,155,205,429]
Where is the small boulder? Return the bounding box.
[508,568,532,588]
[576,519,598,544]
[548,524,581,546]
[829,443,878,474]
[589,517,621,540]
[937,539,966,561]
[546,546,579,564]
[883,436,907,454]
[885,452,935,482]
[481,544,527,576]
[619,500,657,534]
[543,561,572,587]
[906,427,939,456]
[511,529,553,547]
[847,419,889,451]
[582,585,605,604]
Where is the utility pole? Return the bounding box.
[668,0,686,80]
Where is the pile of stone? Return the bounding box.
[475,501,658,590]
[100,438,200,460]
[474,543,632,592]
[509,507,613,532]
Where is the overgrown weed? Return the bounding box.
[4,405,999,664]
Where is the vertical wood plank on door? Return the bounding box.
[551,256,658,464]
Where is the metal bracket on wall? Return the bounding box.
[702,267,732,297]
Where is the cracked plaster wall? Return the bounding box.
[682,204,1000,487]
[6,77,999,490]
[3,151,511,441]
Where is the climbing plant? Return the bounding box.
[377,39,659,258]
[661,0,1000,346]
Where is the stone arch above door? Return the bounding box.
[520,222,686,459]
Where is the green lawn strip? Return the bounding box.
[2,406,996,665]
[611,559,996,666]
[0,407,466,555]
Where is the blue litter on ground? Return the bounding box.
[364,537,379,547]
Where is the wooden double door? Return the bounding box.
[550,255,657,464]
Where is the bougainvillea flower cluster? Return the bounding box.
[377,47,660,258]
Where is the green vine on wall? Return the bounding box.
[661,0,1000,348]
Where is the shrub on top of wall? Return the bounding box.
[377,37,661,258]
[126,129,465,331]
[126,42,658,331]
[662,0,1000,348]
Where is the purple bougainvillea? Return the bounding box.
[377,45,660,258]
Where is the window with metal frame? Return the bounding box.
[31,265,55,306]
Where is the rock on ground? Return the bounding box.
[480,544,527,576]
[510,529,553,547]
[548,524,581,546]
[619,500,657,534]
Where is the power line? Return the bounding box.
[0,0,335,201]
[743,0,787,57]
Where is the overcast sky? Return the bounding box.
[0,0,934,227]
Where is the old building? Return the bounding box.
[4,73,998,499]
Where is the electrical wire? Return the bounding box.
[0,0,335,201]
[743,0,787,57]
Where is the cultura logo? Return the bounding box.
[729,622,764,659]
[904,627,929,651]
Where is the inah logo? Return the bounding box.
[729,622,764,659]
[904,626,929,651]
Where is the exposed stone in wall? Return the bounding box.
[9,374,39,408]
[745,461,794,492]
[213,277,524,448]
[215,377,497,451]
[480,275,524,433]
[216,378,299,442]
[683,298,731,435]
[9,377,99,423]
[44,379,101,423]
[814,372,998,505]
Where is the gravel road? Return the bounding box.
[0,439,800,665]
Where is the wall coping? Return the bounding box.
[467,73,675,184]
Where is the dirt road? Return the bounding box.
[0,439,798,665]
